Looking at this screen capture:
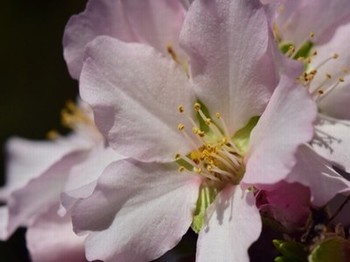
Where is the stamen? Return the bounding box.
[178,104,184,113]
[316,77,345,102]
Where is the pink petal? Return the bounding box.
[312,118,350,172]
[80,36,196,162]
[244,76,316,185]
[63,0,186,79]
[180,0,277,133]
[60,144,124,215]
[72,159,200,261]
[4,150,87,239]
[274,0,350,46]
[309,23,350,120]
[26,205,86,262]
[257,181,311,229]
[286,145,350,207]
[0,207,9,240]
[0,136,89,200]
[196,185,261,262]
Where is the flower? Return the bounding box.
[256,181,311,230]
[71,0,318,261]
[0,100,123,261]
[265,0,350,206]
[63,0,187,79]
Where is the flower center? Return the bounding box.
[274,27,348,106]
[175,102,245,189]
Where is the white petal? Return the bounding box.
[80,37,196,162]
[72,160,201,261]
[196,186,261,262]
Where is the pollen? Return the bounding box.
[175,103,245,188]
[61,100,92,129]
[178,104,184,113]
[178,123,185,131]
[193,102,201,111]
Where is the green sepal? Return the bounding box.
[191,186,218,233]
[293,41,313,60]
[273,239,308,262]
[309,237,350,262]
[232,116,259,155]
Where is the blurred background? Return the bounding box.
[0,0,86,260]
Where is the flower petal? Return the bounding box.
[0,136,90,200]
[309,23,350,120]
[244,76,316,185]
[180,0,277,132]
[196,186,261,262]
[63,0,186,79]
[60,144,124,215]
[0,207,9,240]
[72,159,200,261]
[4,150,87,239]
[274,0,350,46]
[80,36,196,162]
[312,118,350,172]
[286,145,350,207]
[26,205,86,262]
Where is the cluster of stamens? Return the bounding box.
[175,102,244,188]
[273,26,348,104]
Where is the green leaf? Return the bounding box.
[273,239,308,262]
[309,237,350,262]
[191,186,217,233]
[232,116,259,155]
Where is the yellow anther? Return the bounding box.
[221,137,228,144]
[178,166,185,172]
[215,112,221,119]
[193,167,202,174]
[47,129,59,140]
[342,67,349,74]
[339,77,345,82]
[333,53,339,59]
[192,126,199,134]
[197,130,205,137]
[178,123,185,131]
[326,73,332,79]
[178,105,184,113]
[206,165,213,172]
[174,153,181,161]
[318,90,324,95]
[193,102,201,111]
[205,118,212,125]
[167,44,179,64]
[309,32,315,38]
[312,51,318,56]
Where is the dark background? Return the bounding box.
[0,0,86,260]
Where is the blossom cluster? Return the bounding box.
[1,0,350,261]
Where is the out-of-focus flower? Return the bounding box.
[267,0,350,174]
[63,0,187,79]
[0,100,123,262]
[70,0,318,261]
[259,1,350,212]
[256,181,311,231]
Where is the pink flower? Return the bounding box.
[63,0,187,79]
[256,181,311,230]
[0,101,123,262]
[265,0,350,206]
[72,0,317,261]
